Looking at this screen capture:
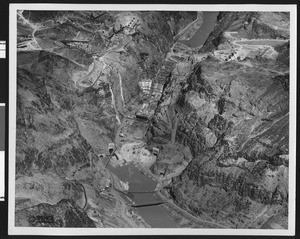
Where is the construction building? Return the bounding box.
[108,143,115,154]
[152,147,160,156]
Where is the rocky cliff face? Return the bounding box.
[16,10,197,227]
[16,199,96,227]
[199,12,289,53]
[16,10,290,229]
[147,11,289,228]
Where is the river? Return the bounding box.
[100,13,222,226]
[108,162,179,228]
[179,11,219,48]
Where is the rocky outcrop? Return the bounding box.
[16,10,198,228]
[15,199,96,227]
[199,12,289,53]
[148,12,289,229]
[16,9,290,229]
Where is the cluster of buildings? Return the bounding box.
[136,60,175,120]
[213,49,247,62]
[213,34,281,62]
[138,80,164,101]
[100,179,112,192]
[63,40,94,54]
[213,45,277,62]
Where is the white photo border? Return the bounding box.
[8,3,297,236]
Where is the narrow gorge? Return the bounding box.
[15,10,290,229]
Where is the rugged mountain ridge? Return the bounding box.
[147,11,289,228]
[199,12,289,53]
[16,10,197,227]
[16,10,290,229]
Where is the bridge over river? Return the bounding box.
[102,149,179,227]
[101,98,227,228]
[130,201,165,207]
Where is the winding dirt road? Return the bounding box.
[217,31,288,61]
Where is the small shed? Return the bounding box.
[108,143,115,154]
[152,147,160,156]
[105,179,112,188]
[136,113,148,121]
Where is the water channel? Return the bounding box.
[103,12,220,228]
[179,11,219,48]
[108,162,179,228]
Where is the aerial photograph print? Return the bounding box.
[9,4,296,235]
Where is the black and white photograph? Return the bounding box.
[8,4,296,236]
